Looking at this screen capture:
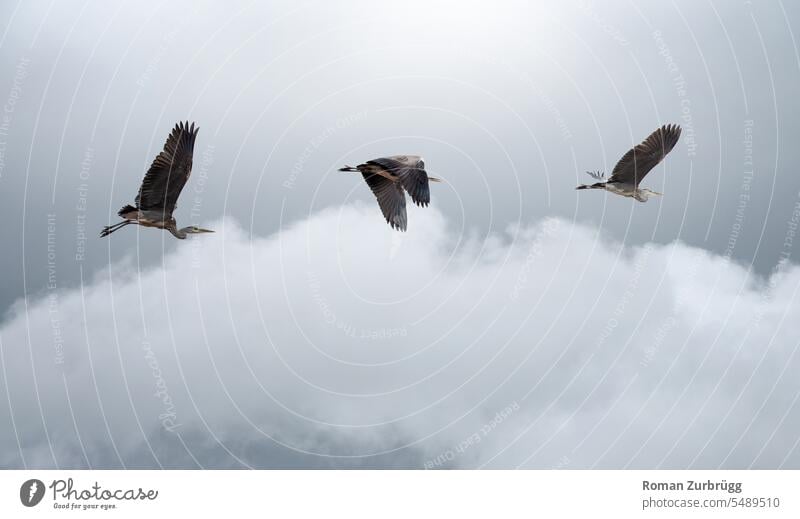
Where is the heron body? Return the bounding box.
[340,155,441,231]
[577,181,661,202]
[115,206,197,239]
[576,124,681,202]
[100,121,214,239]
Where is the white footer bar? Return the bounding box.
[1,470,797,518]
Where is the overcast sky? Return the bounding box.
[1,0,799,469]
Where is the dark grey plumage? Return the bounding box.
[340,155,441,231]
[607,123,682,186]
[136,121,198,215]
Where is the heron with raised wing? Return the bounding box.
[576,124,681,202]
[339,155,441,231]
[100,121,214,239]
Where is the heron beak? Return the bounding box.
[198,228,215,233]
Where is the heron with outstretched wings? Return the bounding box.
[576,124,681,202]
[101,121,214,239]
[340,155,441,231]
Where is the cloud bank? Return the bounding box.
[1,204,799,469]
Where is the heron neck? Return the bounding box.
[167,226,187,239]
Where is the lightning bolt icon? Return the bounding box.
[28,481,37,503]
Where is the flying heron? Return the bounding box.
[340,155,441,231]
[576,124,681,202]
[100,121,214,239]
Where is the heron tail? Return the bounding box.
[118,204,138,217]
[338,165,359,172]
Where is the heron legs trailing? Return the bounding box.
[100,220,133,237]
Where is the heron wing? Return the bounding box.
[607,124,681,186]
[135,121,199,214]
[397,165,431,207]
[366,155,421,171]
[364,156,430,206]
[361,172,407,231]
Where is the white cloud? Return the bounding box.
[1,204,800,468]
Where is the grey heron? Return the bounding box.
[100,121,214,239]
[340,155,441,231]
[576,124,681,202]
